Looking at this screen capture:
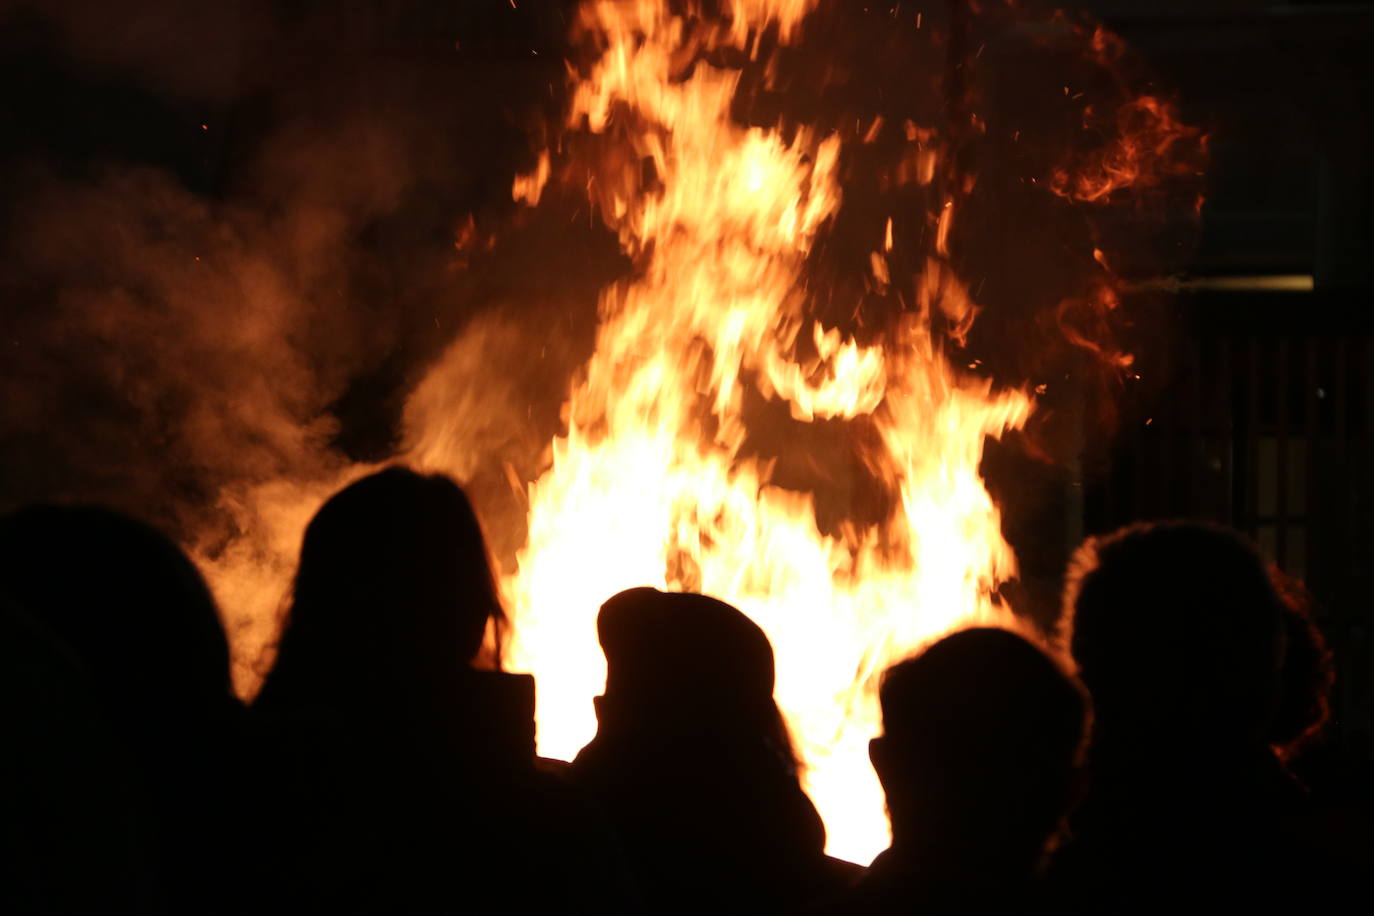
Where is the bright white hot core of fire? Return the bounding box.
[506,0,1034,864]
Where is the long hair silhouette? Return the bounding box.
[255,466,508,716]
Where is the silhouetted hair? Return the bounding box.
[256,466,507,711]
[876,628,1088,868]
[1061,521,1285,751]
[0,504,231,716]
[596,586,796,765]
[1269,571,1334,762]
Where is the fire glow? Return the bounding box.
[195,0,1205,869]
[504,0,1030,864]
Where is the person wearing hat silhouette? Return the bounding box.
[571,587,856,913]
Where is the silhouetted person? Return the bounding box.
[0,505,245,914]
[0,596,160,914]
[1051,521,1363,907]
[820,627,1088,914]
[570,587,857,913]
[252,466,633,913]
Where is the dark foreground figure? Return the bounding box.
[571,587,858,913]
[1051,521,1366,908]
[252,467,635,913]
[0,594,158,913]
[820,627,1089,914]
[8,484,1370,913]
[0,506,247,914]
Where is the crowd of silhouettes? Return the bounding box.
[1,465,1369,913]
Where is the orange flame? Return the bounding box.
[505,0,1031,863]
[184,0,1208,866]
[172,6,1210,867]
[1050,94,1205,204]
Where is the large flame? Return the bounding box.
[505,0,1032,863]
[182,0,1206,868]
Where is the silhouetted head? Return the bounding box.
[0,504,232,726]
[256,466,506,714]
[580,587,829,907]
[1062,522,1285,764]
[594,587,792,757]
[870,628,1088,875]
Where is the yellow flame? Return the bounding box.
[512,151,551,206]
[499,0,1033,864]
